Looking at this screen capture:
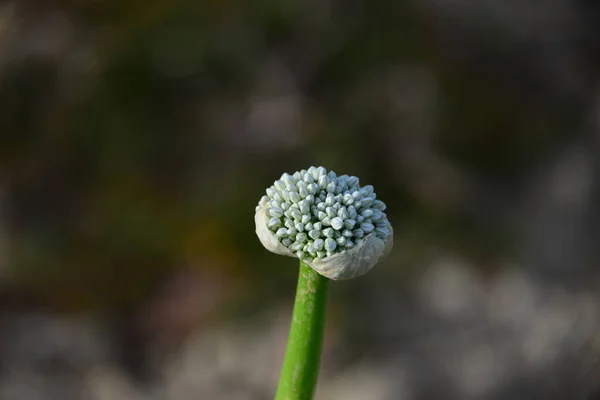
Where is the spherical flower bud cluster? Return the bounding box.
[255,166,393,280]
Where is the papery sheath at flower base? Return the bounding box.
[255,166,393,280]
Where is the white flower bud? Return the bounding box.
[360,185,374,195]
[342,229,353,237]
[325,195,334,207]
[324,237,337,252]
[361,209,374,218]
[375,227,390,237]
[322,228,334,238]
[314,239,324,251]
[274,180,286,191]
[295,222,305,232]
[304,173,315,184]
[361,196,374,208]
[330,217,344,230]
[307,183,318,194]
[347,206,357,219]
[301,214,311,224]
[360,222,375,233]
[291,210,302,221]
[299,187,309,198]
[338,207,348,219]
[318,211,327,220]
[296,232,307,243]
[336,236,346,246]
[347,176,359,188]
[290,191,301,203]
[282,238,292,247]
[372,199,386,210]
[309,230,321,240]
[321,217,331,227]
[326,207,337,218]
[268,218,281,229]
[317,166,327,177]
[353,229,364,238]
[313,222,322,231]
[326,182,336,193]
[317,202,326,211]
[371,209,382,221]
[276,228,288,237]
[266,188,276,198]
[344,219,356,230]
[269,207,283,218]
[299,201,310,214]
[318,175,328,189]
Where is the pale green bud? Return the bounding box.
[372,199,386,210]
[269,207,283,218]
[309,230,320,240]
[324,237,336,252]
[313,222,323,230]
[344,219,356,230]
[326,207,337,218]
[347,176,359,187]
[296,232,307,243]
[322,228,334,238]
[275,180,286,191]
[268,218,281,229]
[290,191,301,203]
[360,222,374,233]
[330,217,344,230]
[361,209,373,218]
[318,175,328,189]
[276,228,287,237]
[314,239,324,251]
[299,201,310,214]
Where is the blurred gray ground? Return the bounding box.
[1,0,600,399]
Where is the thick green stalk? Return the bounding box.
[275,260,329,400]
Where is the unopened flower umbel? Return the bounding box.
[255,166,393,279]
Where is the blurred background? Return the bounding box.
[0,0,600,399]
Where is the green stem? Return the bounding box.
[275,260,329,400]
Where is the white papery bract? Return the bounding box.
[255,166,393,280]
